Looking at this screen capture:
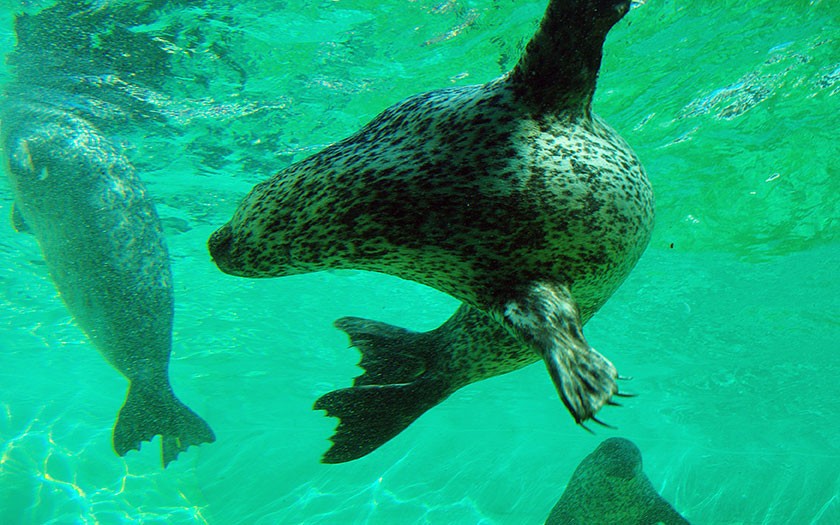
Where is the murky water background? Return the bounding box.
[0,1,837,523]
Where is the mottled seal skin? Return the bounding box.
[545,438,690,525]
[210,0,653,463]
[1,1,216,466]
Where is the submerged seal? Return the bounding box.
[545,438,690,524]
[1,4,215,466]
[209,0,653,463]
[2,101,215,466]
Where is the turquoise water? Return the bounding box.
[0,0,837,523]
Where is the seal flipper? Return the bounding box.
[114,382,215,467]
[11,202,30,233]
[335,317,427,386]
[499,281,618,425]
[314,318,449,463]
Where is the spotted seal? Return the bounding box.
[545,438,690,524]
[209,0,653,463]
[1,3,215,467]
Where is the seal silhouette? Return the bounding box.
[209,0,653,463]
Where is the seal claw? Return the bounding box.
[579,422,596,434]
[614,391,637,398]
[502,281,619,425]
[591,415,616,429]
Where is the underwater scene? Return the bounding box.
[0,0,837,523]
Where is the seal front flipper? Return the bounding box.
[499,281,618,425]
[11,202,30,233]
[114,380,216,467]
[314,318,450,463]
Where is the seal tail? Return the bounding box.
[113,382,215,467]
[314,317,450,463]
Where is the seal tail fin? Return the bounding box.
[113,383,215,467]
[335,316,429,386]
[314,317,449,463]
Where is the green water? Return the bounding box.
[0,1,837,523]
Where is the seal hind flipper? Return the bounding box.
[314,379,446,463]
[315,317,449,463]
[545,438,690,525]
[499,281,618,424]
[335,317,428,386]
[114,382,216,467]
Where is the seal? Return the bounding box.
[209,0,653,463]
[1,3,215,467]
[545,438,690,524]
[2,102,215,467]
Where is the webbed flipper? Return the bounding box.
[314,317,450,463]
[499,281,619,426]
[336,317,428,386]
[114,381,216,468]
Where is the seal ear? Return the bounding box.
[11,202,31,233]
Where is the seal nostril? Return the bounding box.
[208,224,233,267]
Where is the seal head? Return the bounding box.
[545,438,690,525]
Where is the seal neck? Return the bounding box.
[507,0,630,116]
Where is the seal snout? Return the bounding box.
[208,223,235,273]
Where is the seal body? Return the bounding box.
[1,3,214,466]
[210,0,653,463]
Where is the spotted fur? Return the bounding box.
[210,0,653,462]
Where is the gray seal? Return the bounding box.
[209,0,653,463]
[545,438,690,524]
